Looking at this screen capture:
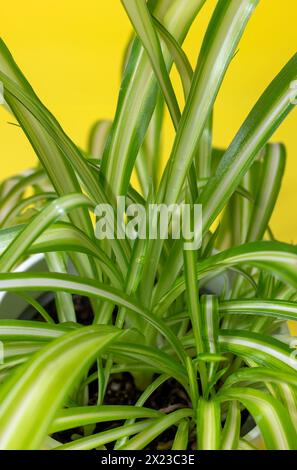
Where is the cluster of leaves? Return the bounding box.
[0,0,296,450]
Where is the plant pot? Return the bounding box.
[0,254,48,320]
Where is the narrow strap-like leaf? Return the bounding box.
[217,388,297,450]
[109,341,187,386]
[223,367,297,389]
[0,320,73,341]
[276,383,297,434]
[172,419,189,451]
[122,0,180,128]
[161,0,259,205]
[51,405,162,433]
[44,252,76,323]
[201,295,219,354]
[246,143,286,242]
[114,374,168,449]
[183,247,203,356]
[197,398,221,450]
[88,120,112,159]
[221,401,241,450]
[220,330,297,373]
[55,420,153,451]
[153,16,193,99]
[200,295,220,381]
[220,299,297,322]
[118,408,193,450]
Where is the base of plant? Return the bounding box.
[23,294,255,450]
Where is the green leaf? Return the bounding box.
[1,192,56,228]
[220,330,297,373]
[122,0,180,128]
[51,405,162,433]
[55,420,152,450]
[221,401,240,450]
[118,408,193,450]
[238,439,258,450]
[160,0,259,205]
[197,398,221,450]
[172,420,189,451]
[245,143,286,242]
[0,169,49,223]
[88,120,112,159]
[0,320,72,341]
[0,221,123,287]
[201,295,219,355]
[224,367,297,390]
[45,252,76,323]
[2,342,44,361]
[114,374,169,449]
[154,51,297,296]
[17,294,55,324]
[146,91,164,189]
[217,388,297,450]
[276,383,297,434]
[196,113,213,180]
[183,245,203,356]
[135,146,151,198]
[220,299,297,322]
[153,16,193,99]
[200,295,220,382]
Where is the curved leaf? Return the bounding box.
[246,143,286,242]
[220,330,297,373]
[221,401,240,450]
[220,299,297,322]
[55,420,152,450]
[118,408,193,450]
[51,405,162,433]
[122,0,180,128]
[224,367,297,389]
[217,388,297,450]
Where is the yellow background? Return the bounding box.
[0,0,296,242]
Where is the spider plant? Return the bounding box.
[0,0,296,451]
